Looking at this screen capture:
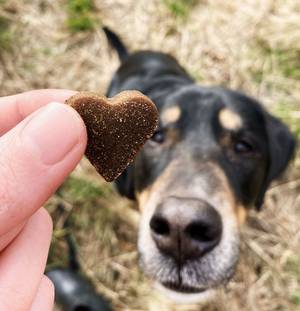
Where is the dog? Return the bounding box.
[103,27,296,303]
[46,205,112,311]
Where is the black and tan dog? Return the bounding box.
[103,27,296,303]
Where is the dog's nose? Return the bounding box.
[149,197,222,262]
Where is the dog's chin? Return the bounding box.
[155,282,216,304]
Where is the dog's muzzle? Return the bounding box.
[137,163,241,303]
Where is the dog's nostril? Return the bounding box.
[185,221,219,243]
[150,215,170,235]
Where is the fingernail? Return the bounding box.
[22,102,84,165]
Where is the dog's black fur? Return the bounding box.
[104,26,295,210]
[103,27,295,298]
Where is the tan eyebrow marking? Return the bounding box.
[161,106,181,125]
[219,108,243,131]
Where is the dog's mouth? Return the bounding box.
[155,281,215,303]
[161,281,207,294]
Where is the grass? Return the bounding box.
[1,0,299,310]
[274,49,300,80]
[66,0,98,32]
[274,103,300,140]
[46,168,141,310]
[260,40,300,81]
[248,39,300,139]
[285,256,300,309]
[58,175,112,203]
[292,292,300,310]
[252,39,300,83]
[164,0,198,19]
[0,15,13,51]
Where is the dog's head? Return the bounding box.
[115,86,295,302]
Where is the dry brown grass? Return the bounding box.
[0,0,300,310]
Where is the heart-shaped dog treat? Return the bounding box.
[66,91,158,182]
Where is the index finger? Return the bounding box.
[0,89,76,136]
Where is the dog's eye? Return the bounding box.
[234,139,254,154]
[150,129,165,143]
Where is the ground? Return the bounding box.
[0,0,300,310]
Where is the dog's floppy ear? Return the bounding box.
[114,164,136,200]
[255,113,296,210]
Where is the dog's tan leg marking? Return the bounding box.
[161,106,181,125]
[219,108,242,131]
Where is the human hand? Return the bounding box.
[0,90,87,310]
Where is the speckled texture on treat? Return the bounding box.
[66,91,158,182]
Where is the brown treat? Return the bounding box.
[66,91,158,182]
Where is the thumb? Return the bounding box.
[0,102,87,237]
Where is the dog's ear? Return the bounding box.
[114,164,136,200]
[255,113,296,210]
